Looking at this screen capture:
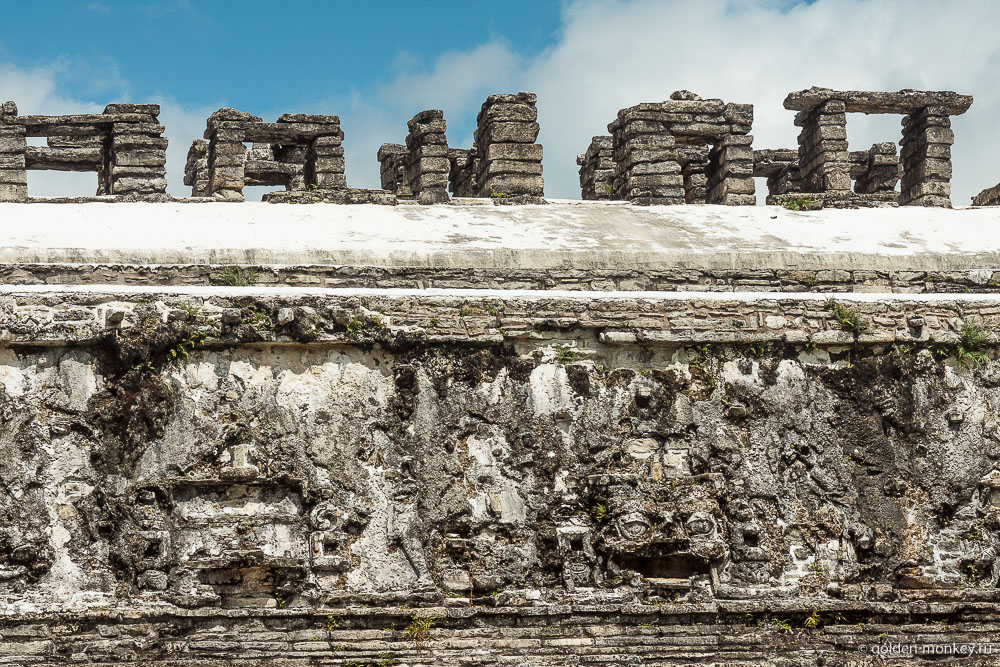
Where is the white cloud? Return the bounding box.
[349,0,1000,203]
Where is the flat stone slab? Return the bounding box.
[783,87,973,115]
[2,200,1000,272]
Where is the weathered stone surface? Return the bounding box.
[784,86,974,114]
[973,183,1000,206]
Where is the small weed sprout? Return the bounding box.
[210,266,258,287]
[782,197,818,211]
[405,616,436,647]
[803,610,821,629]
[956,319,989,368]
[554,344,578,363]
[592,504,607,522]
[826,299,870,336]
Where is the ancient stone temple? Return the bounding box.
[4,89,1000,665]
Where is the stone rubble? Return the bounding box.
[376,143,411,199]
[447,147,477,198]
[973,183,1000,206]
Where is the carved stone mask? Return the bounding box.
[617,512,651,540]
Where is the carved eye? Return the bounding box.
[618,512,650,539]
[686,513,715,536]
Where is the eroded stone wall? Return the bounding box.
[3,290,1000,663]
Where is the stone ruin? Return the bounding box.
[577,136,613,200]
[607,90,755,205]
[975,182,1000,206]
[184,108,346,201]
[0,101,167,202]
[781,87,972,207]
[584,87,979,208]
[404,110,450,204]
[5,86,1000,209]
[378,92,544,204]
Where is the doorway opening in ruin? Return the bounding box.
[25,170,100,198]
[846,115,902,197]
[242,185,285,202]
[619,553,710,579]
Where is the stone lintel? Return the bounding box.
[783,87,973,115]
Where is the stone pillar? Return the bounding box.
[304,117,346,189]
[0,101,27,202]
[105,104,168,197]
[578,136,614,200]
[184,140,209,197]
[766,166,803,200]
[900,105,954,207]
[795,99,850,194]
[404,110,450,204]
[377,144,411,198]
[706,134,755,205]
[854,142,899,195]
[475,93,543,197]
[448,148,476,198]
[678,145,710,204]
[609,107,683,205]
[206,108,258,202]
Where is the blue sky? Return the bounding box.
[1,0,998,202]
[0,1,563,111]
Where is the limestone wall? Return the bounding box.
[4,202,1000,663]
[2,285,1000,663]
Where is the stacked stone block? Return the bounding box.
[103,103,168,196]
[202,109,346,201]
[852,142,900,194]
[448,148,477,198]
[794,100,850,194]
[304,117,346,190]
[784,87,972,207]
[377,144,411,199]
[706,134,755,205]
[609,108,683,205]
[577,136,614,200]
[474,93,543,197]
[205,108,255,201]
[608,92,754,206]
[753,149,801,200]
[0,100,168,200]
[0,101,27,202]
[899,106,953,206]
[183,140,209,197]
[404,110,450,204]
